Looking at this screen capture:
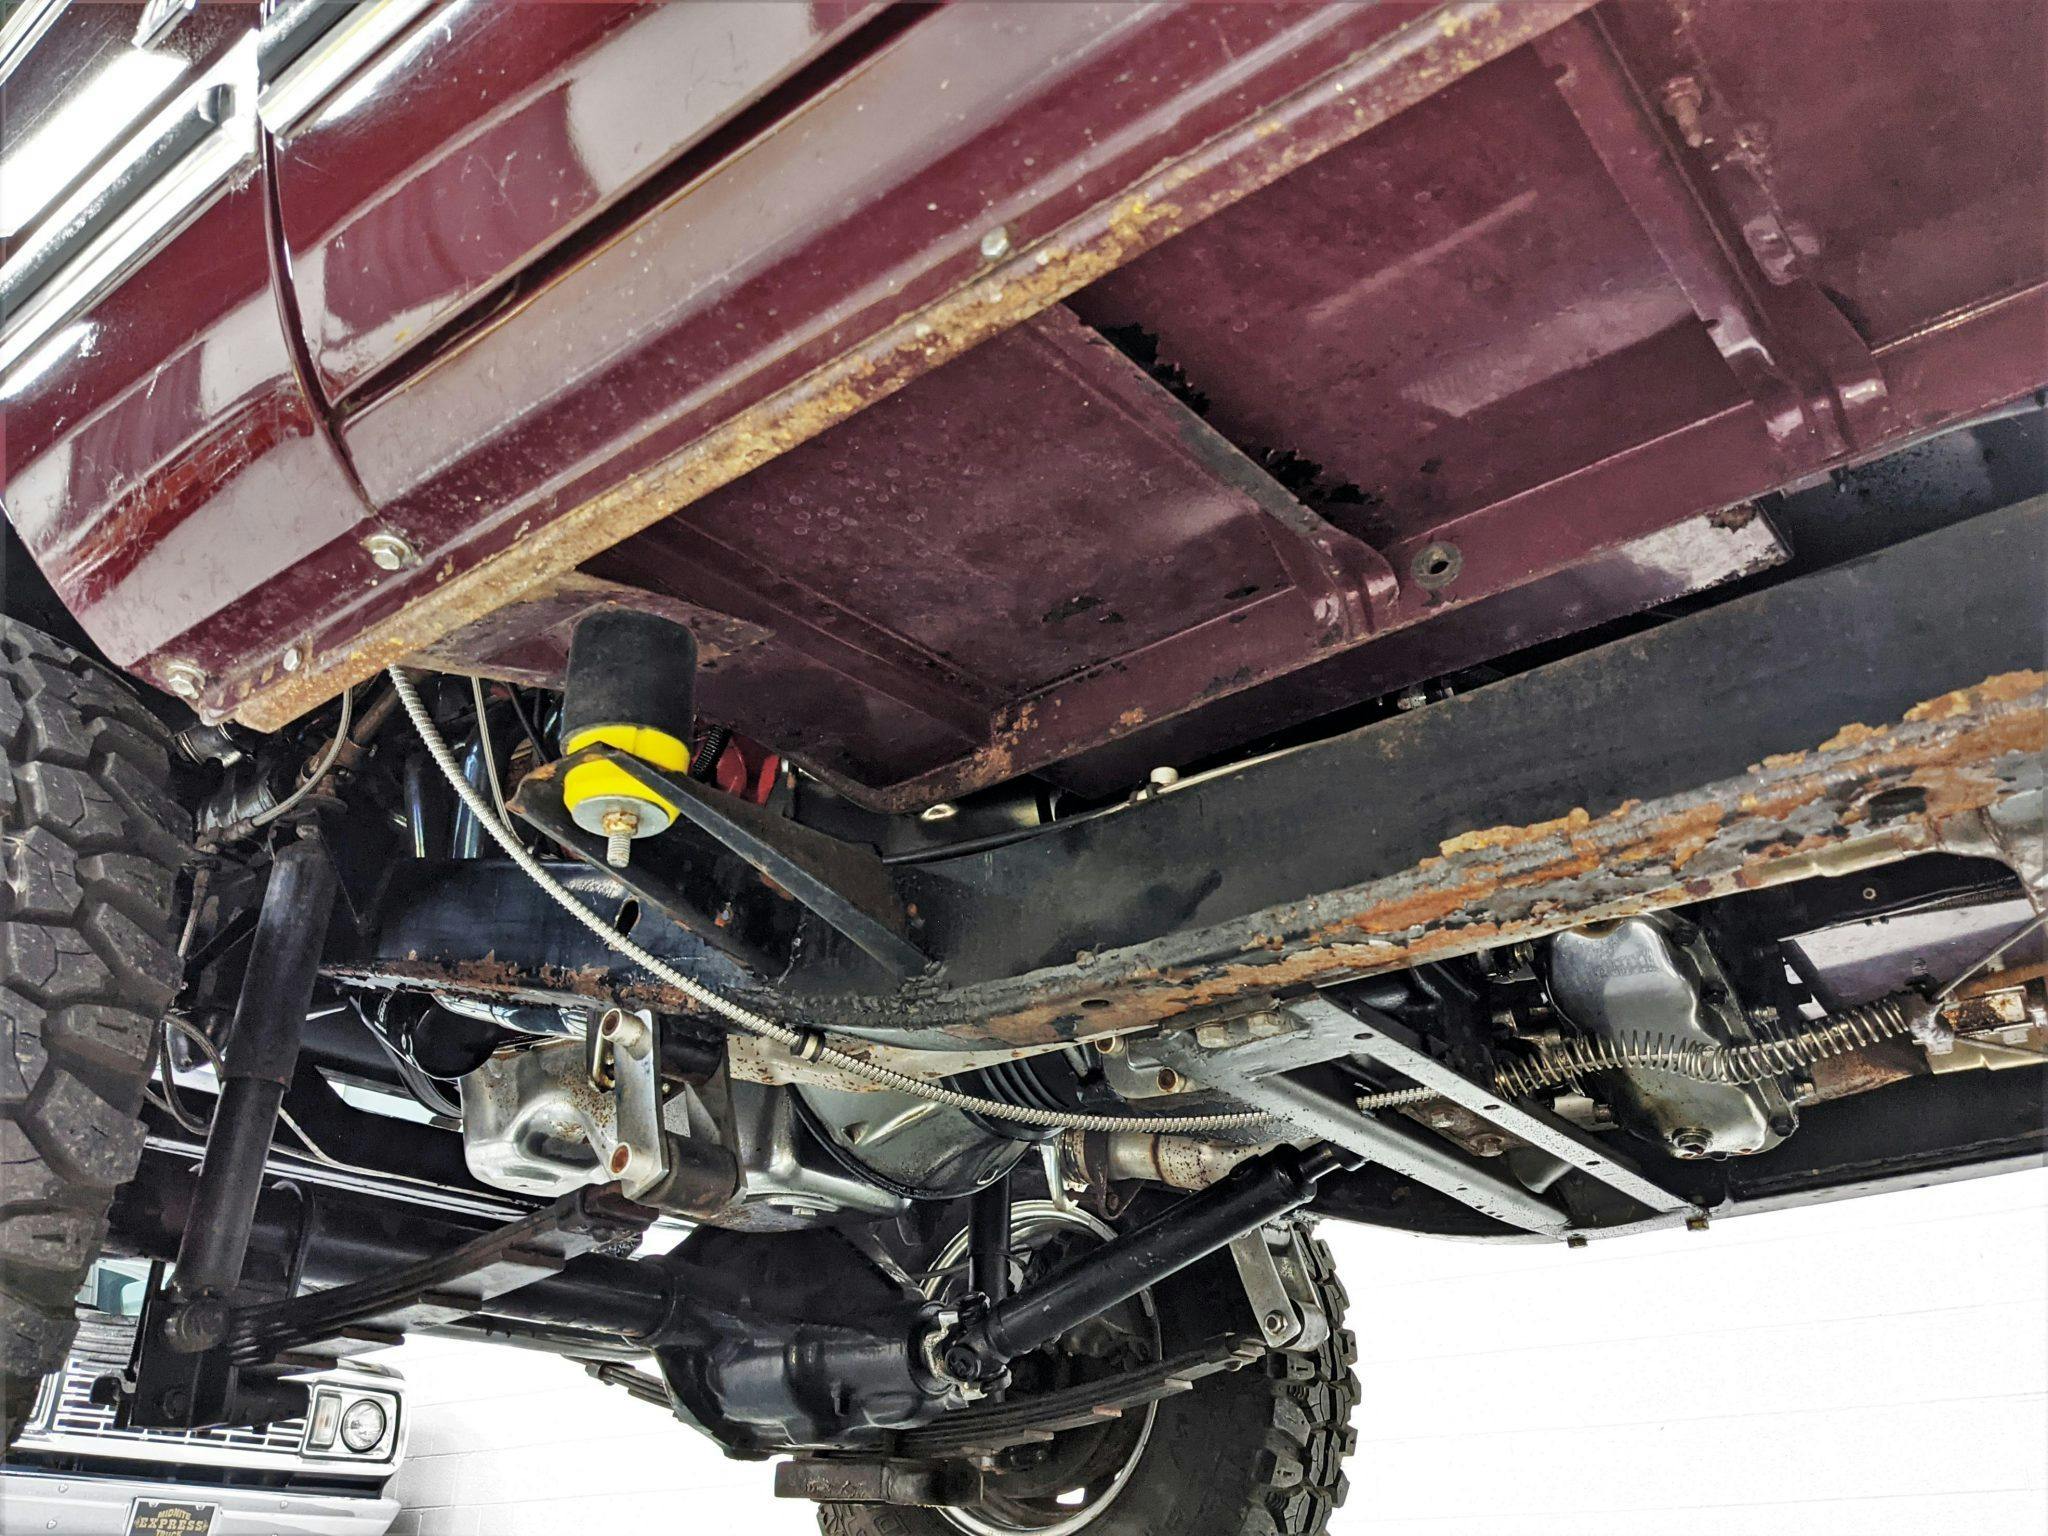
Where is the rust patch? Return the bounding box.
[1438,806,1592,857]
[1809,1040,1927,1102]
[1819,720,1892,752]
[382,669,2037,1056]
[947,672,2046,1046]
[1906,668,2048,721]
[1955,960,2048,1001]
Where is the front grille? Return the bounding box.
[29,1317,308,1458]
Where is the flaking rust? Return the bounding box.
[948,671,2046,1046]
[344,679,2039,1064]
[338,672,2041,1058]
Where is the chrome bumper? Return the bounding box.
[0,1467,398,1536]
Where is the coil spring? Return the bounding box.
[1352,1084,1438,1111]
[1354,992,1929,1112]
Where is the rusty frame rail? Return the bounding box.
[350,499,2046,1057]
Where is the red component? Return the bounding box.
[711,736,781,807]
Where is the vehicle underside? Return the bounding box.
[2,2,2044,1529]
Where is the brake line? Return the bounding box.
[389,668,1271,1135]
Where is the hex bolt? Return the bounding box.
[1263,1310,1288,1335]
[944,1344,984,1382]
[1660,76,1707,149]
[161,660,206,700]
[1667,1126,1713,1159]
[161,1297,229,1354]
[979,225,1012,262]
[363,531,418,571]
[281,645,302,673]
[1147,765,1181,789]
[1685,1213,1711,1233]
[601,807,640,868]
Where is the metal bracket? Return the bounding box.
[1295,996,1695,1220]
[775,1456,987,1508]
[1149,1020,1574,1235]
[1539,15,1890,464]
[1227,1222,1330,1352]
[514,744,928,979]
[592,1008,668,1200]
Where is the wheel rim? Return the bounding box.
[924,1202,1160,1535]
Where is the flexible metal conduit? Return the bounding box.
[390,668,1270,1134]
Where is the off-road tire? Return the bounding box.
[1,617,186,1437]
[820,1226,1359,1536]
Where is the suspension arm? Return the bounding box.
[936,1143,1360,1384]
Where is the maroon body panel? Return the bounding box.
[2,0,2043,810]
[273,1,883,399]
[1,172,378,675]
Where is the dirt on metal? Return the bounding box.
[942,670,2046,1046]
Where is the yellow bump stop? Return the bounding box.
[561,724,691,822]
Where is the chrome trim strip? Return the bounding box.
[0,83,233,324]
[0,29,258,381]
[0,0,69,89]
[257,0,435,138]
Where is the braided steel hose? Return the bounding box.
[390,668,1271,1134]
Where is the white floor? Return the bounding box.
[377,1167,2048,1536]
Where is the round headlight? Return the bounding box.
[339,1398,388,1454]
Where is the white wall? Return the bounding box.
[378,1168,2048,1536]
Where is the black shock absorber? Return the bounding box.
[164,831,339,1349]
[940,1143,1361,1383]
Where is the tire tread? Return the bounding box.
[0,618,185,1435]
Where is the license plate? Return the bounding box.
[126,1498,218,1536]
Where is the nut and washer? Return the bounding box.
[978,225,1012,262]
[160,660,206,700]
[363,531,418,570]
